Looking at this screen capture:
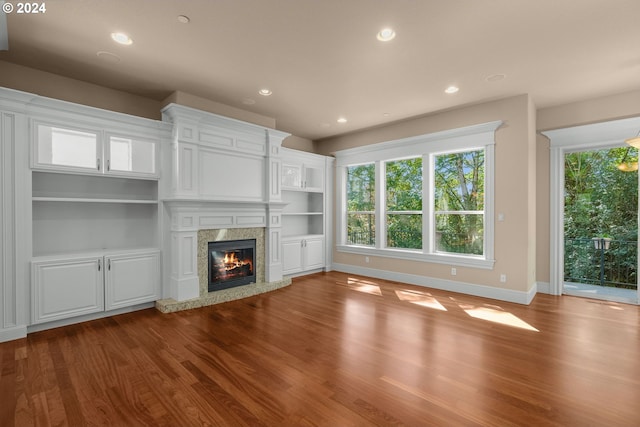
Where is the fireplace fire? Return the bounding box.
[208,239,256,292]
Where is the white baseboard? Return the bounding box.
[536,281,551,294]
[27,302,154,334]
[332,263,536,305]
[0,325,28,343]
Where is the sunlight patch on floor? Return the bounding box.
[347,278,383,296]
[457,303,539,332]
[395,290,447,311]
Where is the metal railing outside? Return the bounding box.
[564,238,637,289]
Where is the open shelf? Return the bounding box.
[33,197,158,204]
[32,201,159,257]
[282,190,323,214]
[32,171,160,258]
[32,172,158,202]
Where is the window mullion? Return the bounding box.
[376,160,386,249]
[424,153,432,254]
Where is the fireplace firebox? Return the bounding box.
[208,239,256,292]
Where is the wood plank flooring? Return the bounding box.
[1,271,639,426]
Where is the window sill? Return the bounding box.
[336,245,495,269]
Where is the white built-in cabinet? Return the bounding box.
[31,249,160,324]
[33,122,158,178]
[281,148,332,276]
[28,102,165,326]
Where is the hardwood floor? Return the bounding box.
[2,271,639,426]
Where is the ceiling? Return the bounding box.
[1,0,639,140]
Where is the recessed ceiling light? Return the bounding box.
[111,32,133,45]
[258,89,272,96]
[337,117,347,124]
[96,51,121,63]
[177,15,190,24]
[486,73,506,82]
[445,85,459,94]
[377,28,396,42]
[383,113,390,117]
[242,98,256,105]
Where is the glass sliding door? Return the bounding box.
[563,146,638,303]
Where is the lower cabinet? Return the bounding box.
[282,236,324,275]
[31,249,160,324]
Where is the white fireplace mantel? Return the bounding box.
[161,104,291,302]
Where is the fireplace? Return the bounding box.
[208,239,256,292]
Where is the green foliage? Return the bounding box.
[386,158,422,249]
[434,150,485,255]
[344,150,487,255]
[347,164,375,245]
[564,147,638,288]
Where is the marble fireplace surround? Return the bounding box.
[155,202,291,314]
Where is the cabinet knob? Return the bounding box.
[97,158,101,170]
[98,259,101,271]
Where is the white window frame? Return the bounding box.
[335,121,502,269]
[384,156,423,250]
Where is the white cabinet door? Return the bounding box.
[33,123,102,174]
[282,237,325,275]
[304,237,325,270]
[282,163,303,190]
[303,164,324,192]
[31,257,104,324]
[106,135,158,178]
[282,162,324,192]
[105,251,160,310]
[282,239,303,275]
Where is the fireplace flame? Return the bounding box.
[222,251,252,272]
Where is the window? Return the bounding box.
[335,121,499,269]
[386,157,422,249]
[346,163,375,246]
[433,150,484,255]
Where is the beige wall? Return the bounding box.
[537,89,640,132]
[319,95,537,294]
[0,60,162,120]
[282,135,315,152]
[161,91,276,129]
[0,61,315,146]
[535,90,640,284]
[535,133,551,284]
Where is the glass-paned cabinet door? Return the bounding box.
[35,124,101,172]
[106,135,158,177]
[282,163,303,189]
[304,164,324,192]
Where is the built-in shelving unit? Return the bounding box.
[31,172,159,257]
[280,148,332,275]
[25,99,166,326]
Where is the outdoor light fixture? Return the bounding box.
[618,146,639,172]
[625,131,640,148]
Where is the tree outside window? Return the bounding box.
[434,150,484,255]
[346,164,375,246]
[386,158,422,249]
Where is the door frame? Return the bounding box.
[543,117,640,303]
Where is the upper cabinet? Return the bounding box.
[34,123,101,173]
[32,122,159,179]
[282,156,324,192]
[106,134,157,177]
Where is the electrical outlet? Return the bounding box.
[365,256,370,263]
[451,267,457,276]
[500,274,507,283]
